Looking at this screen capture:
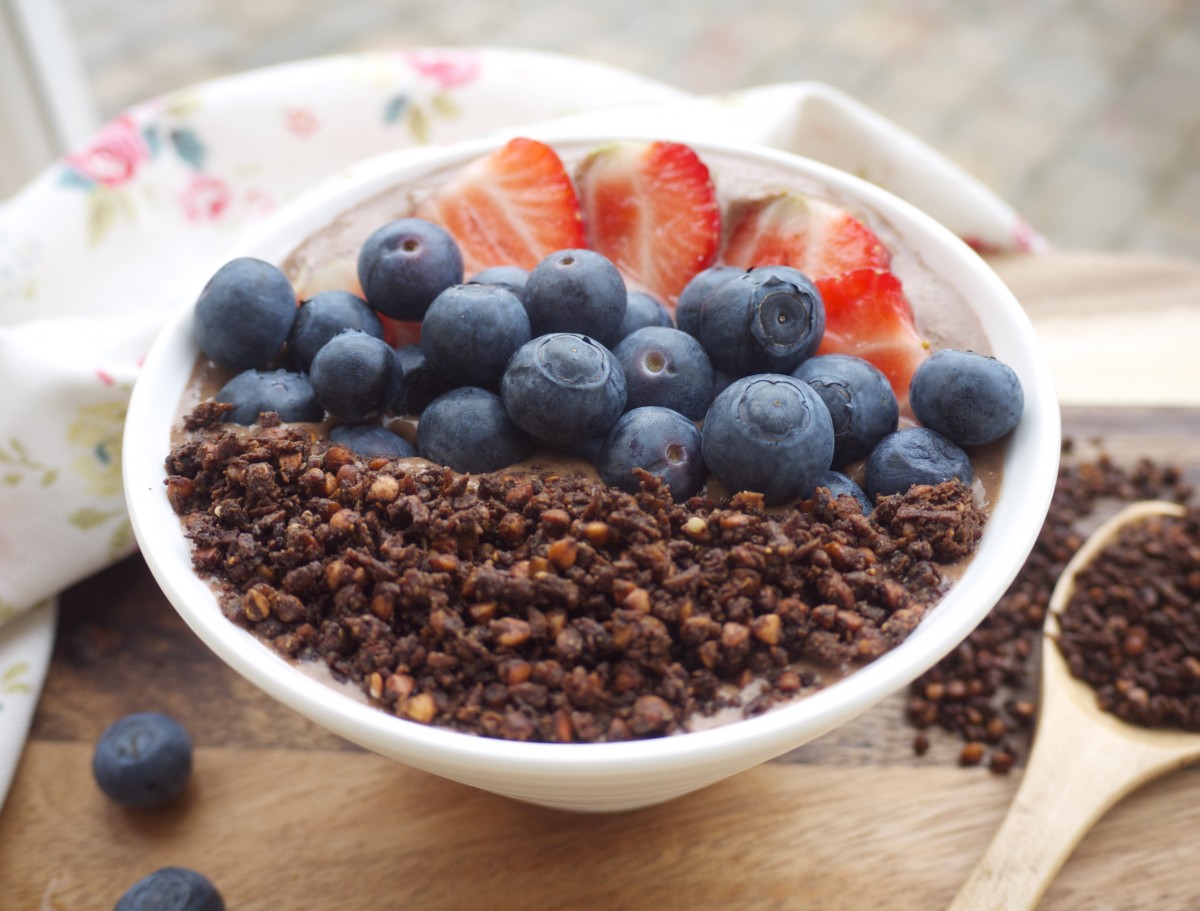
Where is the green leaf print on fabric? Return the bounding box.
[170,127,208,171]
[2,662,31,695]
[68,399,127,498]
[0,438,58,488]
[86,186,136,247]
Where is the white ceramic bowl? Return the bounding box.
[123,134,1061,812]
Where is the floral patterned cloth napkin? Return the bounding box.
[0,46,1040,807]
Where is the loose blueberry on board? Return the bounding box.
[864,426,975,501]
[674,264,742,340]
[701,374,835,506]
[613,326,715,421]
[329,423,417,459]
[356,217,464,321]
[214,369,323,425]
[501,333,627,447]
[791,353,899,467]
[699,266,826,378]
[417,387,533,474]
[813,469,873,514]
[614,290,674,342]
[523,248,627,344]
[909,348,1025,446]
[92,712,193,809]
[391,344,447,416]
[114,867,224,911]
[193,257,296,370]
[309,330,404,424]
[469,264,529,301]
[598,406,706,500]
[286,290,384,371]
[420,282,531,389]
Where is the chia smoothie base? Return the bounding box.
[164,137,1014,742]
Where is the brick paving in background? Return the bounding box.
[60,0,1200,260]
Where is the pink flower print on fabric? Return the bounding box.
[285,106,319,138]
[64,115,150,188]
[402,49,482,89]
[181,174,232,223]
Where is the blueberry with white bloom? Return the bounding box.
[598,406,705,500]
[357,218,463,320]
[701,373,834,505]
[613,326,715,421]
[792,353,899,467]
[864,426,974,501]
[909,348,1024,446]
[194,257,296,369]
[417,386,533,474]
[214,369,323,425]
[310,330,404,423]
[501,333,626,447]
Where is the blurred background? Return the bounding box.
[6,0,1199,259]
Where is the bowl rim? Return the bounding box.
[123,131,1061,778]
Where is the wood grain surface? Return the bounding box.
[2,252,1200,910]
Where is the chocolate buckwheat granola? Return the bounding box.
[1056,506,1200,731]
[165,414,985,742]
[907,444,1195,772]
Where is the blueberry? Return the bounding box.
[214,369,323,425]
[614,290,673,341]
[501,334,627,447]
[598,406,705,500]
[420,283,531,389]
[309,330,404,423]
[115,867,224,911]
[560,434,606,465]
[791,353,899,467]
[357,218,463,320]
[864,426,974,501]
[194,257,296,369]
[287,290,384,371]
[470,264,529,301]
[612,326,715,421]
[329,423,417,459]
[701,374,834,506]
[699,266,825,377]
[675,264,742,339]
[92,712,192,809]
[813,469,872,514]
[909,348,1025,446]
[392,344,448,416]
[417,387,533,474]
[523,249,627,343]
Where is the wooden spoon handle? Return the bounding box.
[950,500,1194,911]
[946,690,1152,910]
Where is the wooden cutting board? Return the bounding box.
[2,251,1200,911]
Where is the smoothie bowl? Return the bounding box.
[123,132,1060,812]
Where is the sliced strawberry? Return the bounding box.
[417,137,584,275]
[722,193,891,280]
[815,268,929,404]
[576,141,720,306]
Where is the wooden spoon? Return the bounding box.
[948,499,1200,910]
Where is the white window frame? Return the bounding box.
[0,0,97,198]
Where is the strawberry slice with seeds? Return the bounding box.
[417,137,584,275]
[722,193,891,280]
[576,141,720,306]
[815,268,929,404]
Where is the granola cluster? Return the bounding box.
[165,415,984,742]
